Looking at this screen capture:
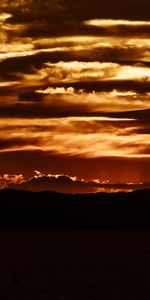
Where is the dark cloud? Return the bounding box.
[135,126,150,135]
[51,80,150,93]
[5,172,150,193]
[0,0,65,22]
[0,102,89,118]
[8,174,98,193]
[0,102,149,120]
[62,0,150,21]
[2,0,150,24]
[81,24,150,38]
[8,19,150,40]
[19,91,43,102]
[0,86,18,97]
[0,136,40,150]
[106,109,150,121]
[84,47,148,63]
[0,55,43,75]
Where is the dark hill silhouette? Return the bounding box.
[0,189,150,229]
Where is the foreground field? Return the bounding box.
[0,230,150,299]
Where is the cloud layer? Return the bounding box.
[1,171,150,193]
[0,0,150,191]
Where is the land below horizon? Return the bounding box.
[0,188,150,230]
[0,230,150,299]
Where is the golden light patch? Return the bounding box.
[84,19,150,27]
[0,12,11,22]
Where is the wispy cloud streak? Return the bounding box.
[0,0,149,189]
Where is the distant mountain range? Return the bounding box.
[0,189,150,229]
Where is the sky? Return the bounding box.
[0,0,150,193]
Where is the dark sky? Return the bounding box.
[0,0,150,192]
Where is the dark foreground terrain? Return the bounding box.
[0,189,150,229]
[0,190,150,299]
[0,230,150,299]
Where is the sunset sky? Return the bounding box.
[0,0,150,193]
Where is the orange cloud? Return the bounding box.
[84,19,150,27]
[41,61,150,83]
[0,117,149,159]
[0,173,24,188]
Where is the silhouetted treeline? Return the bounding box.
[0,189,150,229]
